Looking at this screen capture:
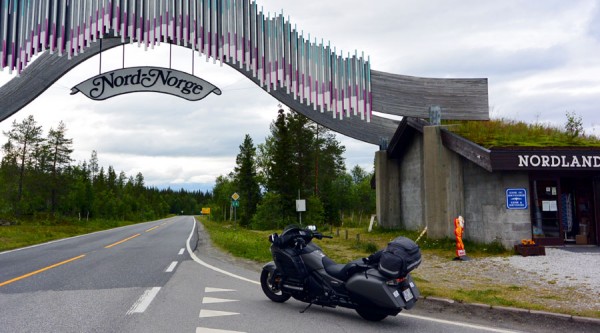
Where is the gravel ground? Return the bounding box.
[489,247,600,291]
[416,246,600,316]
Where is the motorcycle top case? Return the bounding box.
[376,236,422,279]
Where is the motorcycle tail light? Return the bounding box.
[386,277,406,286]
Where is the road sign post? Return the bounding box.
[231,193,240,226]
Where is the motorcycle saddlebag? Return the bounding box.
[377,237,421,279]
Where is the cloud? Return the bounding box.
[2,0,600,191]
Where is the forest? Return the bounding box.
[0,109,376,229]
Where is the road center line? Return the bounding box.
[145,226,160,232]
[127,287,161,314]
[165,261,178,272]
[104,233,141,249]
[178,248,185,255]
[0,254,86,287]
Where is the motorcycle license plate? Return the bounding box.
[402,288,414,302]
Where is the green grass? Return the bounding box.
[200,218,510,263]
[202,220,273,262]
[445,119,600,148]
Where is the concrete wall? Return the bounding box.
[423,126,464,239]
[398,135,425,230]
[375,151,401,228]
[462,160,532,248]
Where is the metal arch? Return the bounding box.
[0,0,375,122]
[0,0,488,145]
[0,38,398,144]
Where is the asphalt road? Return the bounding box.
[1,216,597,333]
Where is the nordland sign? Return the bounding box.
[71,66,222,101]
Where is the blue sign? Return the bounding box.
[506,188,528,210]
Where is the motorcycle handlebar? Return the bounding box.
[311,232,333,240]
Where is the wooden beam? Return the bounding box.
[372,70,489,121]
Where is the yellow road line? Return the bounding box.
[145,226,159,233]
[104,233,141,248]
[0,254,86,287]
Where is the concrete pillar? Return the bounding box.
[423,126,464,238]
[375,150,401,228]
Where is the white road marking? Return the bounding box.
[186,218,260,285]
[400,313,524,333]
[205,287,236,293]
[196,327,245,333]
[202,297,239,304]
[165,261,178,272]
[127,287,161,314]
[178,248,185,255]
[199,309,240,318]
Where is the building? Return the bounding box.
[375,117,599,248]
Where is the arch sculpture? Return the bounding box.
[0,1,488,145]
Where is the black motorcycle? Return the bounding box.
[260,225,421,321]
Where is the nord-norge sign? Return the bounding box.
[71,66,221,101]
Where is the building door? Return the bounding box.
[560,178,596,245]
[530,179,563,246]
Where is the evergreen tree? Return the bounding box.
[2,115,45,212]
[46,121,73,214]
[233,134,261,227]
[267,108,296,222]
[252,107,346,227]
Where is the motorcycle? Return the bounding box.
[260,225,421,321]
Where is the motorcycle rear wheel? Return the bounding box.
[355,308,389,321]
[260,269,291,303]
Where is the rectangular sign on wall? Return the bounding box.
[506,188,528,210]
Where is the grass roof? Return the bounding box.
[444,119,600,149]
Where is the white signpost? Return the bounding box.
[296,199,306,225]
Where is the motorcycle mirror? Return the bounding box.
[268,233,278,243]
[307,225,317,231]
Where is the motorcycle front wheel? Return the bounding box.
[355,308,389,321]
[260,269,291,303]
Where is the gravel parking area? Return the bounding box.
[416,246,600,316]
[489,247,600,292]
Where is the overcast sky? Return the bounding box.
[1,0,600,192]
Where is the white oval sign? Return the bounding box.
[71,66,222,101]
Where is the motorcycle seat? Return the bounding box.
[322,257,364,281]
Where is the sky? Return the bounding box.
[1,0,600,192]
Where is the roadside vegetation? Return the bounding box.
[201,218,507,265]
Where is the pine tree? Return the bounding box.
[46,121,74,214]
[1,115,45,211]
[233,134,261,227]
